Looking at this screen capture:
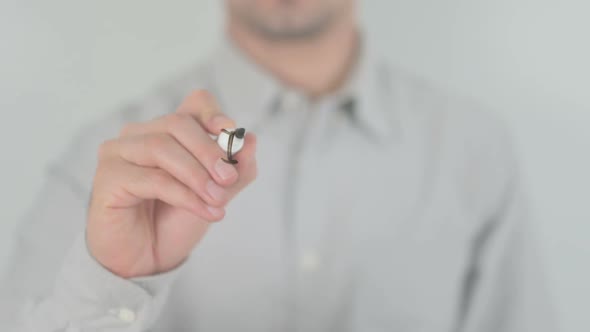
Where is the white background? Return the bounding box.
[1,1,588,331]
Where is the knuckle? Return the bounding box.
[149,169,170,188]
[119,122,139,136]
[93,163,110,182]
[97,139,116,160]
[187,89,221,117]
[190,89,214,103]
[181,186,197,205]
[146,134,171,153]
[166,112,189,130]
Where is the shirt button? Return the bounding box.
[117,307,136,323]
[300,251,321,272]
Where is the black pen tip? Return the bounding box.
[235,128,246,139]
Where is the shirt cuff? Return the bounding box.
[48,231,184,331]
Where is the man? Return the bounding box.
[0,0,554,331]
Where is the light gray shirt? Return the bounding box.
[0,35,555,332]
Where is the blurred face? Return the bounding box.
[227,0,353,41]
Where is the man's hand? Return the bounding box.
[86,90,257,278]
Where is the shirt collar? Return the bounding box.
[326,34,398,141]
[207,32,398,141]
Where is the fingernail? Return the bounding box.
[206,180,225,202]
[207,205,224,218]
[215,159,238,181]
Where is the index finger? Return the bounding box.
[177,90,236,135]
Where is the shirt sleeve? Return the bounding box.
[0,164,182,332]
[457,138,558,331]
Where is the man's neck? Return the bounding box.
[227,13,359,99]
